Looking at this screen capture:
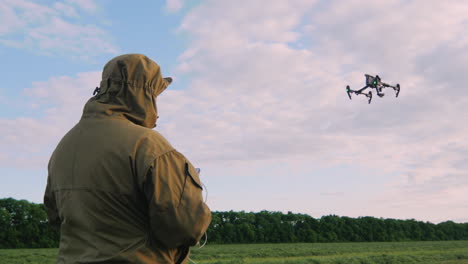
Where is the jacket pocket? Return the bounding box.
[184,162,203,190]
[177,162,203,208]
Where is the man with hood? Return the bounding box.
[44,54,211,264]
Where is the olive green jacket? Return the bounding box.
[44,54,211,264]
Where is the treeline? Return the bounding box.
[208,211,468,243]
[1,198,467,248]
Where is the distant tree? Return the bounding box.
[0,198,59,248]
[0,206,15,248]
[437,221,465,240]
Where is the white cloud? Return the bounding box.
[166,0,184,12]
[53,2,79,18]
[0,72,100,168]
[157,0,468,222]
[179,0,317,44]
[0,0,117,58]
[65,0,99,14]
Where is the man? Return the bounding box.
[44,54,211,264]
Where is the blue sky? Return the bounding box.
[1,0,468,224]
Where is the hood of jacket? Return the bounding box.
[82,54,170,128]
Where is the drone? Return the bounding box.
[346,74,400,104]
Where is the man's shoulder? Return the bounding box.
[142,129,173,148]
[134,127,175,157]
[77,118,175,156]
[104,119,173,148]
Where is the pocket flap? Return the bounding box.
[185,162,203,190]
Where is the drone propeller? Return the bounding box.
[346,85,352,100]
[395,84,400,97]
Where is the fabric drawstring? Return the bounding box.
[93,87,101,95]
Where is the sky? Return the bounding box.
[1,0,467,224]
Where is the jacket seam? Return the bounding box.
[52,188,135,196]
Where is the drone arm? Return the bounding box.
[381,82,395,88]
[347,85,368,94]
[355,85,369,94]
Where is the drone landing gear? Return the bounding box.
[382,83,401,98]
[376,87,384,98]
[366,91,372,104]
[346,85,373,104]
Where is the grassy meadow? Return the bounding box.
[0,241,467,264]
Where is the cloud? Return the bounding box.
[179,0,317,45]
[65,0,99,14]
[169,0,468,167]
[0,71,100,168]
[0,0,117,58]
[157,0,468,221]
[53,2,79,18]
[166,0,184,12]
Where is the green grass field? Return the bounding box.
[1,241,467,264]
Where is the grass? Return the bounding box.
[189,241,468,264]
[0,248,58,264]
[1,241,467,264]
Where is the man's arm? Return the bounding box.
[43,176,61,230]
[143,150,211,249]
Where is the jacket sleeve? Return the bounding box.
[143,150,211,249]
[43,176,61,229]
